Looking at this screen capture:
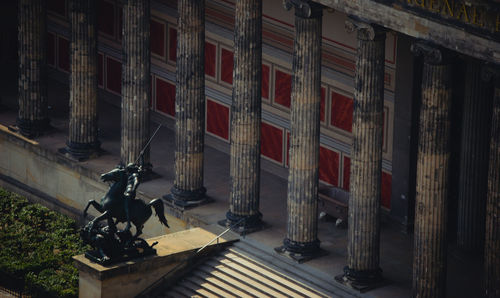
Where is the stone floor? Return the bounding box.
[0,76,484,298]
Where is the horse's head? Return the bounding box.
[101,167,127,183]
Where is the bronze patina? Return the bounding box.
[81,163,169,265]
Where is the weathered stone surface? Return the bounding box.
[74,228,237,298]
[316,0,500,64]
[456,58,493,252]
[411,43,452,298]
[282,2,323,256]
[170,0,206,206]
[17,0,48,137]
[344,19,385,283]
[484,71,500,298]
[225,0,263,232]
[67,0,100,159]
[121,0,151,166]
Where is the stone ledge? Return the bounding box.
[73,227,239,298]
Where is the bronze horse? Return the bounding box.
[83,166,169,238]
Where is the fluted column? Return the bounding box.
[17,0,49,137]
[274,1,322,260]
[223,0,263,233]
[336,19,385,289]
[484,67,500,298]
[456,58,493,252]
[165,0,207,207]
[411,42,453,298]
[121,0,151,167]
[66,0,99,160]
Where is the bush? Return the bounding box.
[0,188,88,297]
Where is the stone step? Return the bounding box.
[162,240,354,298]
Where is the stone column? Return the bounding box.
[411,42,452,298]
[456,58,493,252]
[17,0,49,137]
[336,19,385,290]
[274,1,322,261]
[483,67,500,298]
[165,0,206,207]
[66,0,100,160]
[223,0,263,233]
[121,0,151,167]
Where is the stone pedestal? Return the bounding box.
[66,0,100,160]
[165,0,207,208]
[336,19,385,290]
[275,1,323,262]
[223,0,263,234]
[73,228,237,298]
[17,0,49,137]
[411,42,452,298]
[456,58,493,252]
[121,0,151,167]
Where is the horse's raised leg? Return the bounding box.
[83,200,104,218]
[89,210,109,230]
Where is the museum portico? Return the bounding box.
[0,0,499,297]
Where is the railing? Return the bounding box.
[135,218,244,297]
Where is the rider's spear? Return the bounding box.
[134,122,164,165]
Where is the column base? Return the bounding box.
[61,141,101,161]
[334,266,386,293]
[14,117,50,138]
[218,211,266,235]
[162,186,208,209]
[274,238,326,263]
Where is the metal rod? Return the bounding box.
[134,123,163,164]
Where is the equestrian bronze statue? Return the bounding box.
[80,124,169,264]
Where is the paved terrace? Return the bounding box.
[0,76,482,298]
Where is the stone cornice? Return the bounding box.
[315,0,500,64]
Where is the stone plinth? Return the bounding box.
[73,227,237,298]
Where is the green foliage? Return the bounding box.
[0,188,88,297]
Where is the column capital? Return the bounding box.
[481,64,500,85]
[411,41,452,65]
[283,0,323,18]
[345,17,386,41]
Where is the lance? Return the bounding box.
[134,122,164,165]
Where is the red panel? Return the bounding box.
[206,99,229,140]
[331,91,353,132]
[381,172,392,209]
[319,147,339,186]
[155,78,175,116]
[106,57,122,94]
[221,49,233,85]
[168,27,177,62]
[261,122,283,163]
[342,156,350,191]
[98,1,115,37]
[57,36,70,72]
[97,53,104,87]
[205,42,216,77]
[274,70,291,108]
[47,0,66,17]
[150,19,165,57]
[320,87,326,123]
[47,32,55,67]
[262,64,270,99]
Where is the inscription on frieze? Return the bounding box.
[375,0,500,40]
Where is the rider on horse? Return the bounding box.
[123,163,142,232]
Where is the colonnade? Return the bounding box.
[16,0,500,296]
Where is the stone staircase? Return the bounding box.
[160,239,360,298]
